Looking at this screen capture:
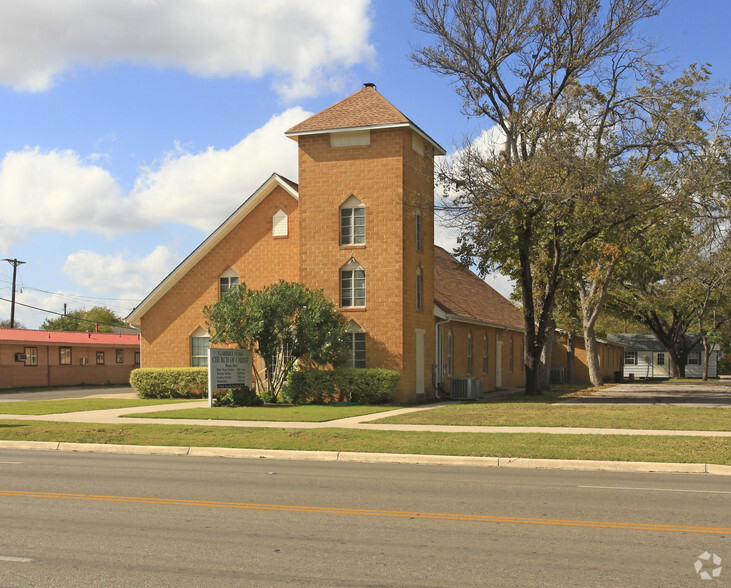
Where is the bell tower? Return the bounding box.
[285,85,445,402]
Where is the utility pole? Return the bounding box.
[3,258,25,328]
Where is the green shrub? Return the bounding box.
[213,385,263,407]
[129,368,208,399]
[287,368,400,405]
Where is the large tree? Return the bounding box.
[41,306,125,332]
[413,0,722,393]
[204,281,348,401]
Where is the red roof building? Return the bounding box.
[0,328,140,390]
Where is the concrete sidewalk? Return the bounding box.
[1,400,729,437]
[1,400,729,476]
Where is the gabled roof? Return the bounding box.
[0,328,140,346]
[285,85,446,155]
[433,246,524,331]
[126,173,298,326]
[605,333,716,352]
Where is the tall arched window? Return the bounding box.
[483,334,488,374]
[219,267,239,298]
[345,321,366,368]
[190,327,210,367]
[416,266,423,311]
[340,195,365,245]
[467,332,473,376]
[340,259,366,307]
[447,330,454,376]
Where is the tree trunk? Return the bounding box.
[702,339,712,381]
[566,332,576,384]
[539,318,555,390]
[582,323,603,386]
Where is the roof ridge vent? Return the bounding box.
[362,82,376,89]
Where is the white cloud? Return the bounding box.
[130,107,308,232]
[0,148,137,251]
[62,246,179,302]
[0,107,310,251]
[0,0,375,99]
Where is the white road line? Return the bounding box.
[0,556,33,563]
[579,485,731,495]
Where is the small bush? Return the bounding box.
[129,368,208,399]
[287,368,400,405]
[213,385,263,407]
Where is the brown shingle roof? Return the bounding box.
[286,85,410,134]
[434,246,524,330]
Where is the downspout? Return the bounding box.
[434,317,452,399]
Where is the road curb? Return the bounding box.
[0,440,728,475]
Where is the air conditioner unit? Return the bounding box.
[451,377,484,400]
[79,357,89,365]
[14,353,26,362]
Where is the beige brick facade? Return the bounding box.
[129,87,563,403]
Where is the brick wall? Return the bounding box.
[140,186,299,367]
[297,128,436,403]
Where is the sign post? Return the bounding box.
[207,348,253,407]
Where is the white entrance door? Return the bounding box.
[415,329,425,396]
[653,352,669,377]
[495,341,503,388]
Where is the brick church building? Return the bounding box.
[127,85,579,403]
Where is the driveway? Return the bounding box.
[0,386,137,402]
[560,380,731,407]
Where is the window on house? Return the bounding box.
[219,268,239,298]
[24,347,37,366]
[134,352,141,365]
[509,337,514,373]
[687,352,701,365]
[520,339,525,372]
[416,267,423,311]
[273,209,288,237]
[624,352,638,365]
[447,331,454,376]
[482,335,488,374]
[345,322,366,368]
[467,332,473,376]
[191,328,210,367]
[416,213,422,251]
[60,347,71,365]
[96,351,105,365]
[116,349,124,363]
[340,259,366,307]
[340,195,365,246]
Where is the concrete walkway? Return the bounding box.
[1,386,729,475]
[1,398,729,437]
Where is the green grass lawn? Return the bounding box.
[372,403,731,431]
[125,405,399,422]
[0,399,193,415]
[0,420,727,464]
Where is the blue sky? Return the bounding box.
[1,0,729,329]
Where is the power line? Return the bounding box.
[0,297,131,329]
[0,278,142,303]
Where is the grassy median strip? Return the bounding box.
[126,405,398,422]
[373,403,730,431]
[0,420,727,464]
[0,399,193,415]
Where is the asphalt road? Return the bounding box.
[0,451,728,587]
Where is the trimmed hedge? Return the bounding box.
[285,368,401,405]
[129,367,208,399]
